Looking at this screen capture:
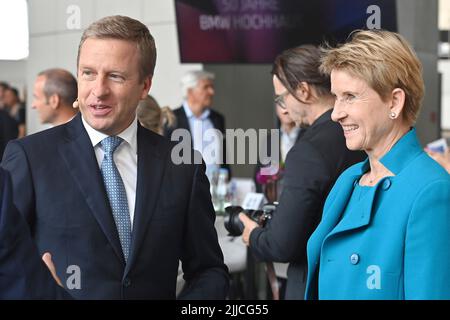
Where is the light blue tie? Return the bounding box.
[100,136,132,263]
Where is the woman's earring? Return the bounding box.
[389,111,397,119]
[73,98,79,109]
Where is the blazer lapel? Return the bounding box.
[306,171,361,299]
[316,174,360,241]
[325,185,377,237]
[327,129,423,237]
[125,125,167,274]
[59,115,124,264]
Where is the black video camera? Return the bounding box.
[224,202,277,237]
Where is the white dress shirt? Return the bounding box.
[182,102,220,178]
[82,116,138,229]
[280,126,300,163]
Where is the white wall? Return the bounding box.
[396,0,440,144]
[25,0,201,134]
[439,60,450,129]
[439,0,450,29]
[0,60,26,99]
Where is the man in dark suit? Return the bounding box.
[2,15,228,299]
[164,70,230,178]
[0,167,69,299]
[239,45,366,299]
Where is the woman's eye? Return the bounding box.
[345,94,356,103]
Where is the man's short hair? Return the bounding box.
[7,87,19,98]
[0,82,9,90]
[180,70,215,99]
[37,69,78,107]
[77,15,157,81]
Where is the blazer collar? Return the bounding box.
[379,128,422,175]
[322,128,422,239]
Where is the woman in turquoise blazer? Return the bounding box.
[305,30,450,300]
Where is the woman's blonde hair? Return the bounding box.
[136,95,175,135]
[320,29,424,125]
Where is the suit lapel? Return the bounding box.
[177,107,191,131]
[59,115,124,264]
[176,107,192,145]
[209,111,220,131]
[125,125,167,274]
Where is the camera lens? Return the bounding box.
[224,206,245,236]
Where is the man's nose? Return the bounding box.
[91,76,110,98]
[280,107,289,115]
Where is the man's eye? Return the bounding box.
[109,74,124,81]
[81,71,95,79]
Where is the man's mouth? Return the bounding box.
[88,104,112,116]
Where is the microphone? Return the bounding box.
[73,99,79,109]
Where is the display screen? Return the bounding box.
[175,0,397,63]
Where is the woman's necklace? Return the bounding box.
[363,172,379,185]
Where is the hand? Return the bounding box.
[239,213,259,246]
[425,148,450,174]
[42,252,63,287]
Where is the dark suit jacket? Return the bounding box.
[0,109,18,158]
[163,106,231,175]
[248,110,366,300]
[1,114,229,299]
[0,167,70,299]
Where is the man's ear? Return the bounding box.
[48,94,60,110]
[390,88,406,119]
[296,82,311,102]
[140,76,152,99]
